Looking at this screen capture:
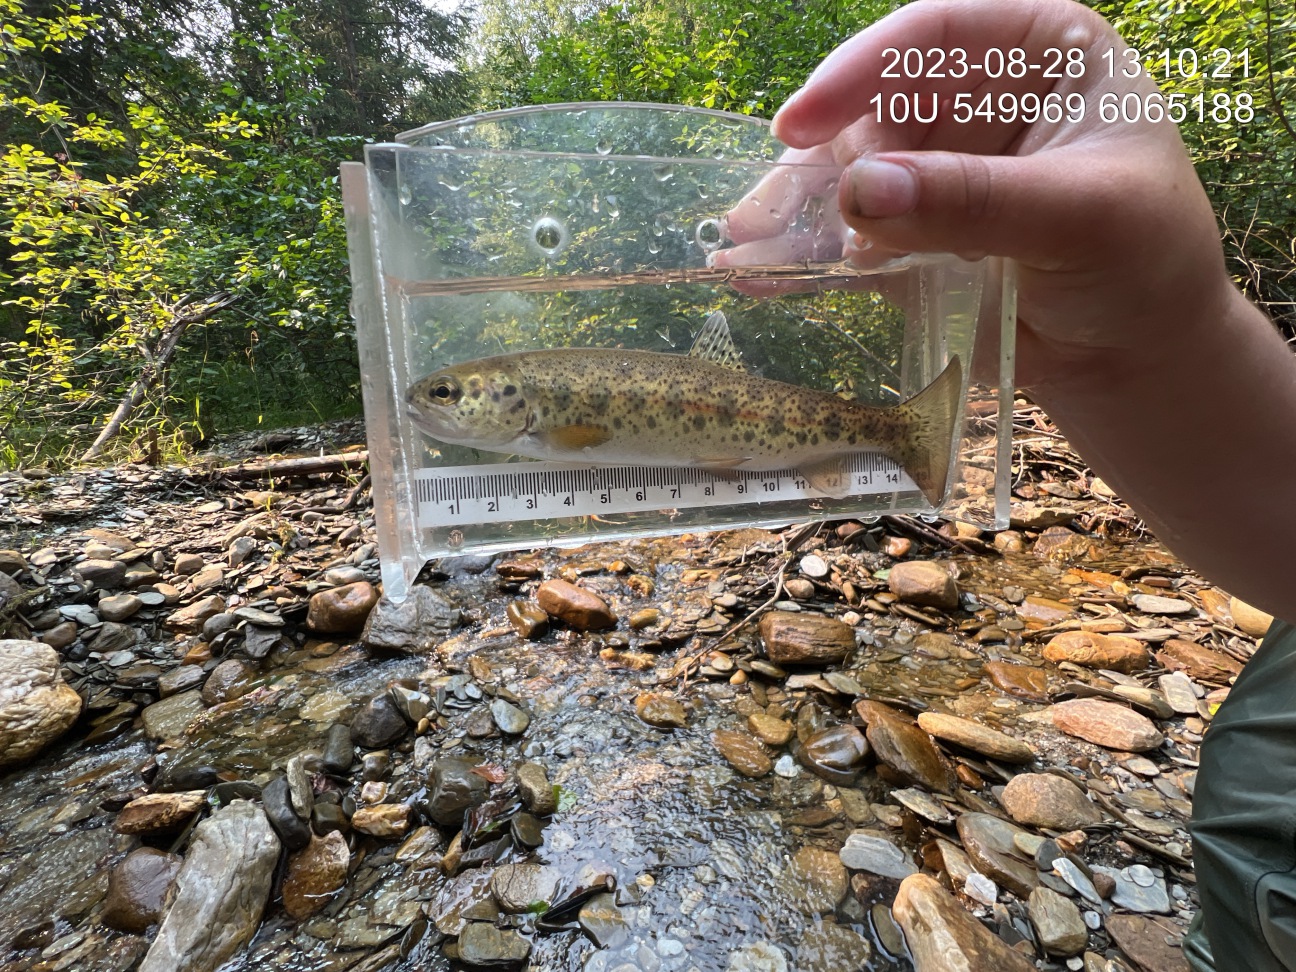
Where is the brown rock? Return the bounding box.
[307,581,379,634]
[1050,699,1164,752]
[0,640,83,768]
[748,712,794,746]
[0,550,27,574]
[635,693,687,729]
[98,593,143,622]
[758,611,854,665]
[1027,886,1088,957]
[202,658,257,707]
[39,622,78,650]
[955,813,1038,899]
[1155,639,1243,683]
[90,622,137,652]
[163,594,226,634]
[711,729,772,778]
[77,558,126,587]
[115,790,206,835]
[984,661,1050,702]
[1000,773,1102,830]
[855,701,955,794]
[536,579,616,631]
[1043,631,1150,673]
[887,561,958,611]
[789,845,848,914]
[916,712,1034,764]
[173,553,204,576]
[351,802,412,839]
[1197,588,1231,622]
[101,847,182,933]
[1105,915,1190,972]
[281,832,349,919]
[506,600,548,639]
[893,874,1036,972]
[1016,594,1072,625]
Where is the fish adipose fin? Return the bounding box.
[540,424,614,451]
[898,356,963,507]
[687,311,746,372]
[799,457,850,498]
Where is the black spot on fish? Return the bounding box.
[613,417,623,429]
[510,399,526,413]
[743,430,755,443]
[491,390,500,403]
[810,434,820,446]
[503,384,517,396]
[693,415,706,430]
[795,431,807,445]
[647,416,657,429]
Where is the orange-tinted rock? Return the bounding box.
[916,712,1034,764]
[101,847,182,933]
[307,581,379,634]
[759,611,854,666]
[536,580,616,631]
[281,832,349,919]
[1016,595,1072,625]
[1228,596,1274,639]
[983,661,1050,703]
[887,561,958,611]
[711,729,772,778]
[1155,639,1242,683]
[893,874,1036,972]
[855,701,955,794]
[1049,699,1164,752]
[115,790,206,835]
[1000,773,1102,830]
[1043,631,1150,673]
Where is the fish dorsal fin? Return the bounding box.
[687,311,745,372]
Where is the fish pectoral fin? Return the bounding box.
[539,424,614,450]
[799,458,850,498]
[687,311,747,372]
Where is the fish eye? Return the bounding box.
[429,377,460,405]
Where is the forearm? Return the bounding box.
[1028,281,1296,621]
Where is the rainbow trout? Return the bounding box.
[407,313,962,506]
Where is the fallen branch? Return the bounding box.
[210,451,369,481]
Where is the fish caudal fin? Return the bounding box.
[898,356,963,507]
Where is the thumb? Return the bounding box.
[841,150,1126,267]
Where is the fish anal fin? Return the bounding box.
[540,424,614,450]
[799,457,850,498]
[687,311,746,372]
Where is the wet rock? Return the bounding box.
[351,692,408,749]
[727,941,788,972]
[89,621,136,653]
[98,593,142,622]
[262,774,312,852]
[516,762,556,816]
[1155,639,1242,682]
[1043,631,1150,673]
[1000,773,1102,830]
[101,847,182,933]
[426,757,490,826]
[801,724,870,777]
[1028,886,1088,956]
[983,660,1049,702]
[535,579,616,631]
[163,594,226,634]
[711,729,772,778]
[1229,596,1274,638]
[115,790,206,836]
[505,600,548,640]
[1092,864,1171,914]
[758,611,854,665]
[893,874,1035,972]
[578,892,629,948]
[78,558,127,587]
[322,723,354,774]
[1050,699,1164,752]
[490,862,561,913]
[201,658,256,707]
[282,831,349,919]
[0,639,83,767]
[1105,915,1190,972]
[142,690,204,741]
[916,712,1034,764]
[138,800,279,972]
[838,832,916,879]
[201,612,237,641]
[39,621,78,650]
[788,845,848,914]
[748,711,794,746]
[887,561,958,610]
[351,802,412,839]
[490,698,530,735]
[312,803,350,837]
[855,700,956,794]
[285,754,313,819]
[795,921,873,972]
[955,813,1038,898]
[361,585,461,653]
[307,581,379,634]
[1130,594,1194,615]
[458,922,531,968]
[158,665,206,698]
[636,692,688,729]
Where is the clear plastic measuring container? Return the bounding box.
[341,103,1016,601]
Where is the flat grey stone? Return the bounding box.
[838,832,916,879]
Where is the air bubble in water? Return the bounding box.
[595,139,613,155]
[531,216,567,256]
[653,164,674,182]
[694,218,723,252]
[398,183,413,205]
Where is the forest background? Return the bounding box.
[1,0,1293,468]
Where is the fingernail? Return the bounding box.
[846,158,918,220]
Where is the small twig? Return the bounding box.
[210,452,369,481]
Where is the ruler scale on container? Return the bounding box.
[414,452,917,528]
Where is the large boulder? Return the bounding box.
[0,640,82,768]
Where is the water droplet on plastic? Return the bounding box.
[653,164,674,182]
[595,139,612,155]
[769,209,782,221]
[438,177,461,192]
[694,219,723,252]
[651,217,664,238]
[591,195,600,214]
[606,195,620,218]
[712,148,725,160]
[697,184,709,199]
[398,183,412,206]
[647,239,662,255]
[531,216,567,256]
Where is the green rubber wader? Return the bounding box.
[1188,621,1296,972]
